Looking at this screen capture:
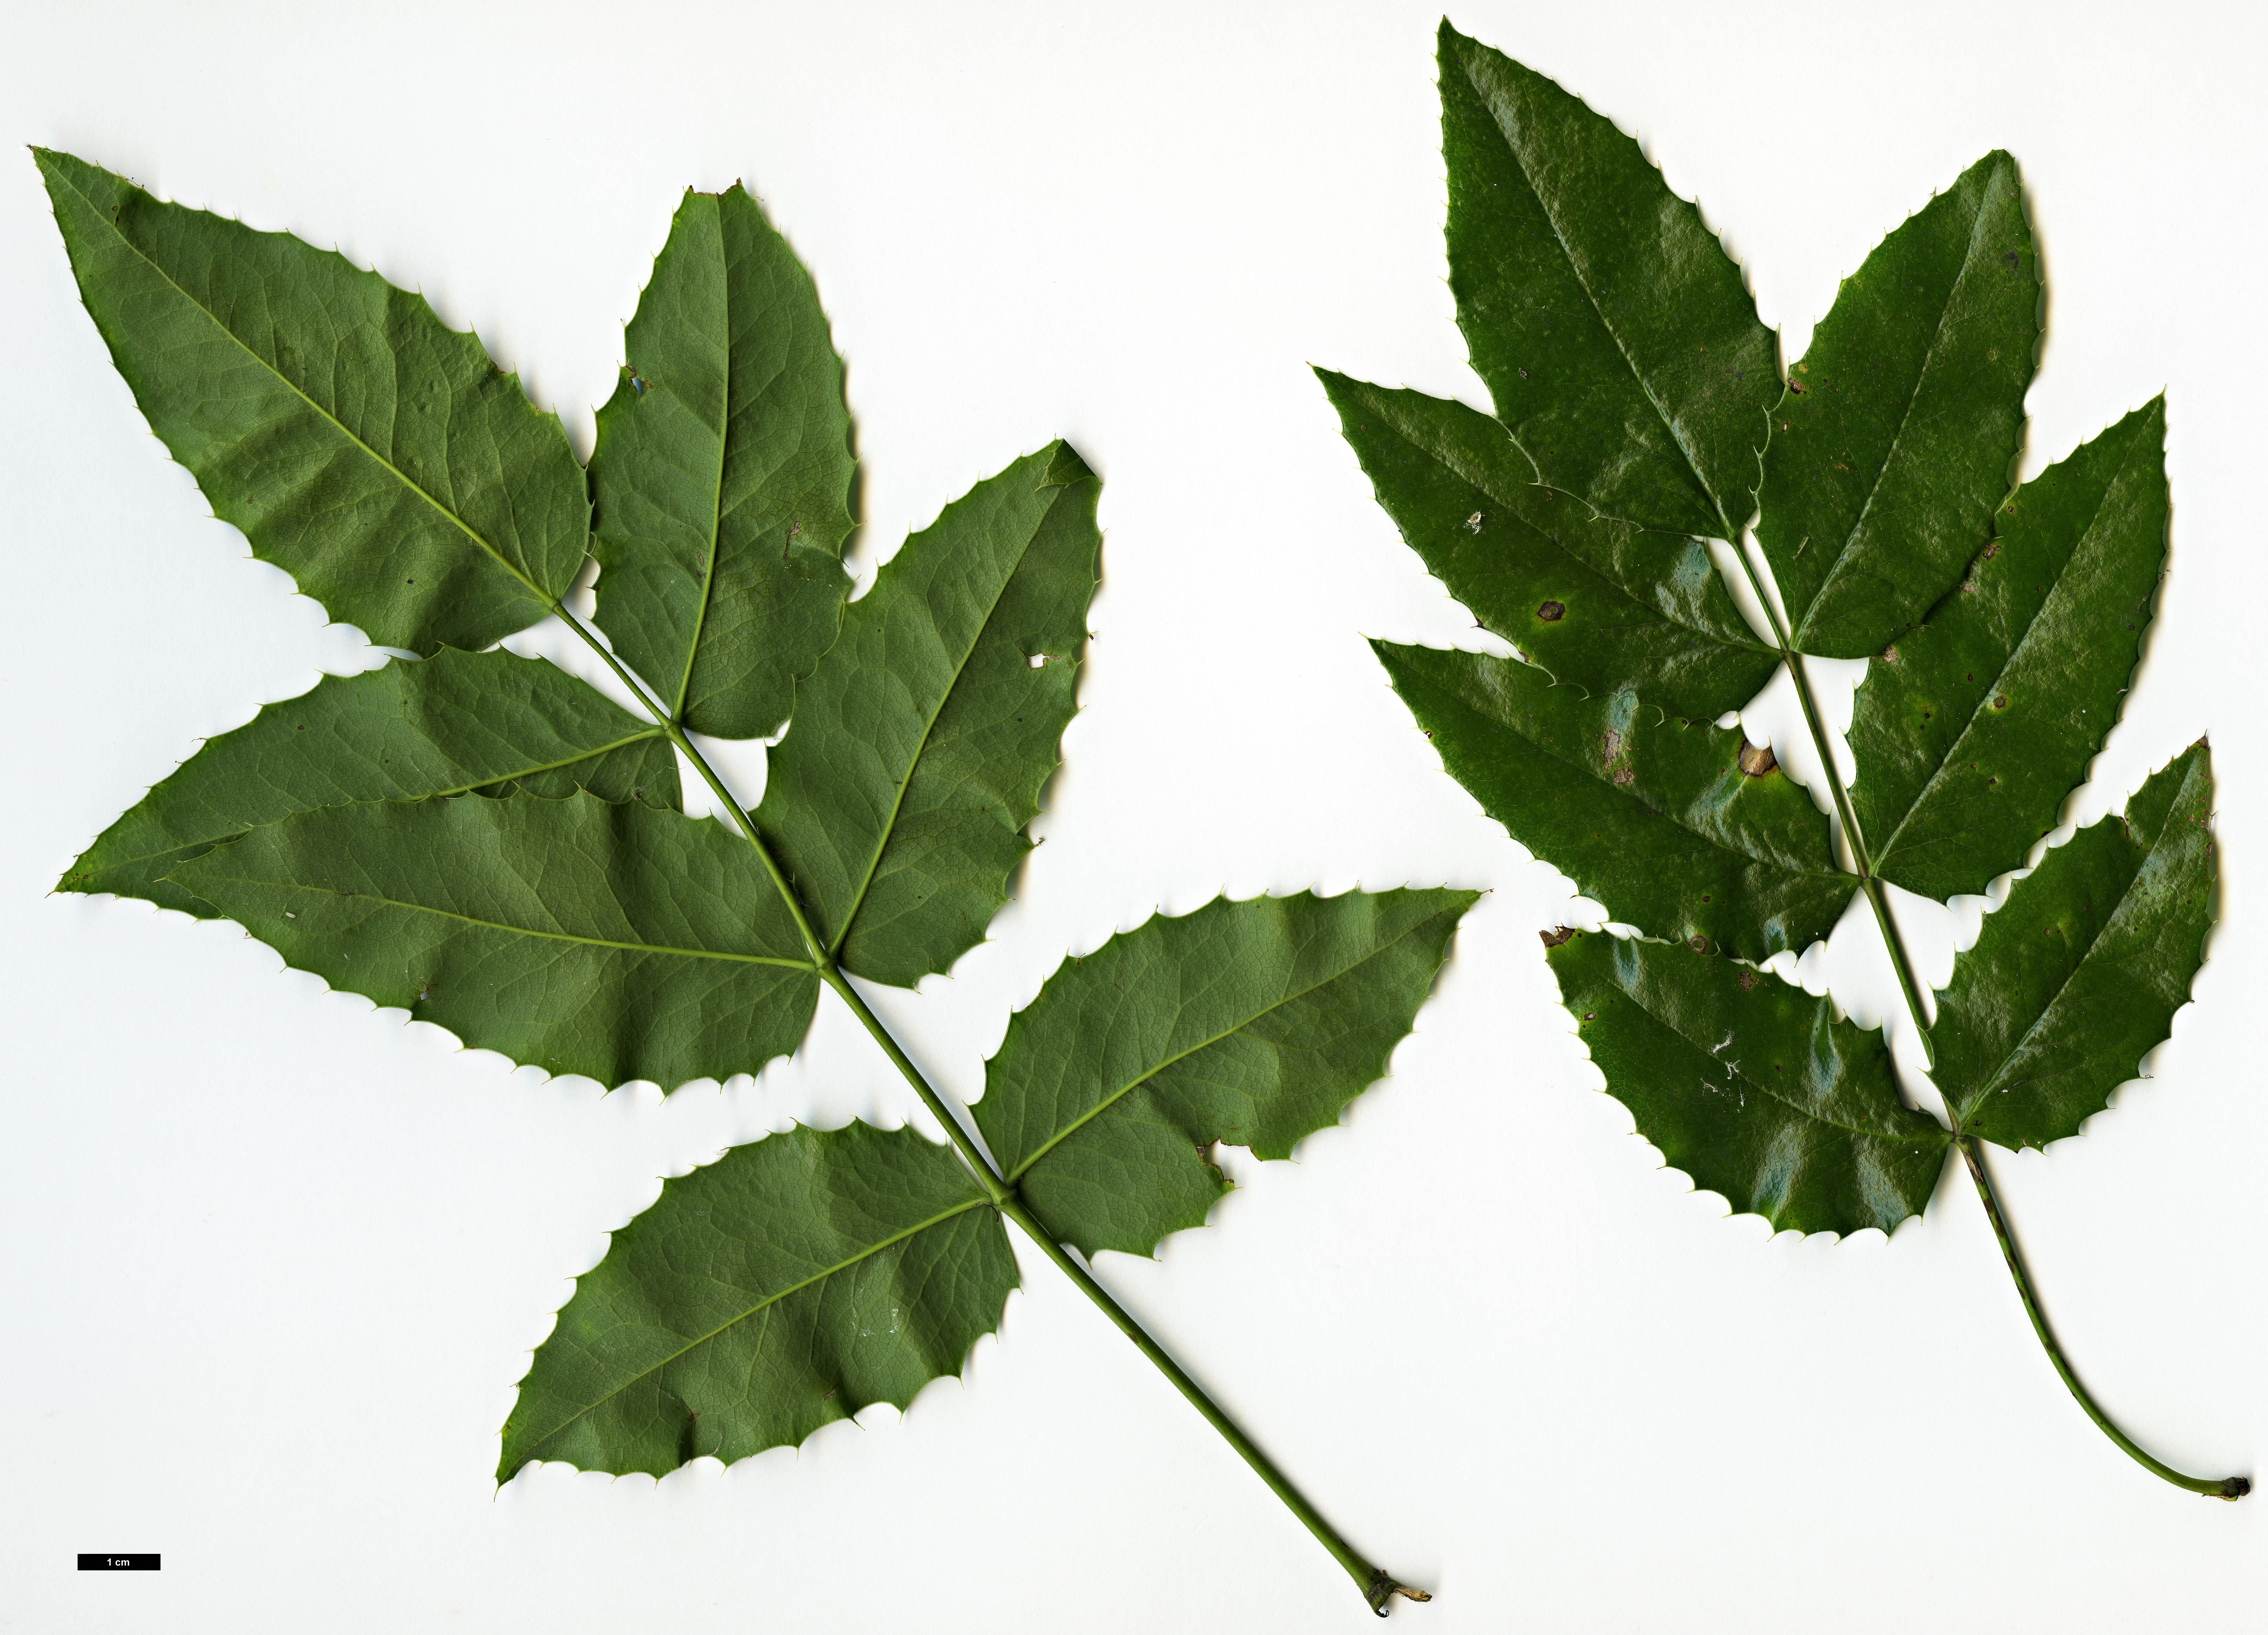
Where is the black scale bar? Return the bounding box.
[78,1555,160,1570]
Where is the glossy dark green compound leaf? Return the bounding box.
[1756,152,2040,657]
[757,443,1101,987]
[975,890,1475,1259]
[590,185,855,738]
[1376,643,1847,962]
[1850,401,2167,902]
[1934,744,2215,1151]
[1318,371,1777,719]
[35,150,587,656]
[60,648,677,916]
[1438,22,1779,540]
[499,1121,1015,1479]
[1550,932,1950,1234]
[171,793,817,1088]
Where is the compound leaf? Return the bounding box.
[976,889,1474,1260]
[1318,371,1777,719]
[756,443,1100,987]
[36,149,587,655]
[1438,21,1778,540]
[1549,931,1951,1235]
[499,1121,1014,1480]
[171,792,818,1089]
[1756,152,2039,658]
[60,648,677,916]
[590,185,855,738]
[1376,643,1847,962]
[1933,744,2215,1151]
[1850,401,2167,902]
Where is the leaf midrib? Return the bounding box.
[1788,176,2006,647]
[1874,434,2141,871]
[674,202,733,720]
[60,164,553,607]
[828,483,1065,959]
[1003,910,1449,1181]
[191,870,814,969]
[513,1193,991,1463]
[1462,49,1733,539]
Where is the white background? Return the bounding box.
[5,2,2265,1629]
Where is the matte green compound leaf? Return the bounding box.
[1850,401,2168,902]
[171,793,818,1088]
[975,889,1475,1259]
[757,443,1100,987]
[1933,744,2215,1151]
[1318,371,1778,719]
[1756,151,2040,658]
[499,1120,1015,1479]
[1549,931,1951,1234]
[60,648,678,916]
[1376,644,1848,962]
[590,185,855,738]
[35,150,587,656]
[1438,21,1779,540]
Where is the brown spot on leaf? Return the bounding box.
[1993,695,2010,710]
[1737,971,1761,991]
[1688,935,1709,953]
[1537,600,1566,622]
[1737,740,1777,778]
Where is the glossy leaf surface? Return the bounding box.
[172,793,817,1088]
[1319,371,1777,718]
[1756,152,2040,657]
[61,649,676,916]
[591,185,855,738]
[1376,643,1847,961]
[1438,22,1778,539]
[756,443,1100,987]
[1550,933,1950,1234]
[37,150,586,655]
[1850,402,2168,901]
[1933,745,2215,1150]
[977,889,1474,1258]
[500,1121,1014,1479]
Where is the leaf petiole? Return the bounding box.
[1958,1136,2249,1499]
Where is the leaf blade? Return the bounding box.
[61,648,678,916]
[1318,371,1777,719]
[1933,744,2215,1150]
[590,185,856,737]
[976,889,1475,1259]
[1550,933,1951,1235]
[170,793,818,1089]
[756,444,1101,987]
[1756,152,2040,656]
[36,150,587,655]
[1850,403,2168,902]
[499,1121,1014,1479]
[1376,643,1848,961]
[1438,23,1779,538]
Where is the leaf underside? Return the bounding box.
[756,443,1101,988]
[37,149,586,656]
[591,185,856,740]
[61,648,678,916]
[977,889,1476,1258]
[172,793,818,1089]
[500,1121,1015,1480]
